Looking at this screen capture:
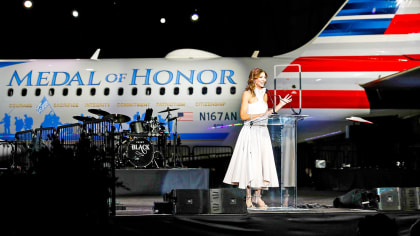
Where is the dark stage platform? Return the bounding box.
[112,191,420,236]
[111,168,420,236]
[111,210,420,236]
[2,168,419,235]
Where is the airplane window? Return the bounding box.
[202,87,207,95]
[159,87,165,95]
[49,88,55,96]
[62,88,69,96]
[132,87,138,96]
[145,87,151,96]
[35,88,41,96]
[104,87,110,96]
[118,87,124,96]
[76,88,82,96]
[188,87,193,95]
[21,88,27,97]
[216,86,222,95]
[8,88,13,97]
[90,88,96,96]
[230,86,236,95]
[174,87,179,95]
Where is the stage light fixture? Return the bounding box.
[191,13,199,21]
[23,0,32,8]
[160,18,166,24]
[315,160,326,168]
[72,10,79,18]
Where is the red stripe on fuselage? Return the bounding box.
[268,90,370,109]
[284,55,420,72]
[385,14,420,34]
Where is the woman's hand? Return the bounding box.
[274,94,292,112]
[279,94,292,106]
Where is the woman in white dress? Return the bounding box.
[223,68,292,209]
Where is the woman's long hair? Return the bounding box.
[245,68,267,97]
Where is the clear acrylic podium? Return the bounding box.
[248,113,306,209]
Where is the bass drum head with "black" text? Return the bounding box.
[127,138,154,167]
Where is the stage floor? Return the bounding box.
[112,187,420,236]
[2,167,419,235]
[115,187,362,216]
[111,188,420,236]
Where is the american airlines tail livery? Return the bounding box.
[2,0,420,150]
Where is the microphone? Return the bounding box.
[263,88,277,114]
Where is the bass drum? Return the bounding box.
[127,138,154,168]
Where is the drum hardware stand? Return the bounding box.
[157,132,170,168]
[107,119,117,216]
[115,133,129,169]
[168,116,183,168]
[105,113,132,216]
[158,107,182,168]
[151,153,161,168]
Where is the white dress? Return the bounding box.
[223,88,279,189]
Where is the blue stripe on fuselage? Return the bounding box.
[319,18,392,37]
[0,61,27,68]
[337,0,398,16]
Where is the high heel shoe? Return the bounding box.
[246,196,255,209]
[252,195,268,209]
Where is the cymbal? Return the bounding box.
[104,113,131,123]
[73,116,97,122]
[88,109,110,116]
[168,117,178,122]
[158,107,179,113]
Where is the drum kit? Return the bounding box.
[72,107,182,169]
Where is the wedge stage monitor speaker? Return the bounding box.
[209,188,246,214]
[160,188,247,214]
[167,189,209,214]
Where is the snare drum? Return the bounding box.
[130,121,147,134]
[127,138,154,167]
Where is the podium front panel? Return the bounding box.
[249,114,306,208]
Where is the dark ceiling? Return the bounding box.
[0,0,344,59]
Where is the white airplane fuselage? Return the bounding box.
[3,0,420,149]
[0,55,410,147]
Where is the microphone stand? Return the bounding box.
[273,79,277,114]
[265,85,276,115]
